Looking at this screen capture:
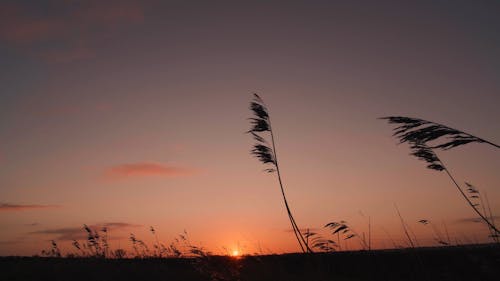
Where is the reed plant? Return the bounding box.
[325,221,368,250]
[248,94,312,253]
[82,224,108,258]
[381,116,500,236]
[394,204,417,248]
[417,219,450,246]
[302,230,337,252]
[464,183,499,242]
[41,240,61,257]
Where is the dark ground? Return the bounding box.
[1,244,499,281]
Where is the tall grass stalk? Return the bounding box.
[466,183,498,242]
[325,221,368,250]
[394,204,415,248]
[382,116,500,236]
[248,94,312,253]
[442,221,451,245]
[483,191,499,242]
[381,116,500,150]
[380,227,398,249]
[441,161,500,235]
[368,216,371,250]
[418,219,449,245]
[479,192,499,243]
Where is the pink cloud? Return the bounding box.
[29,222,141,241]
[104,162,195,179]
[0,18,63,44]
[37,45,95,63]
[0,3,66,44]
[0,0,145,62]
[455,216,500,224]
[0,203,60,212]
[76,1,145,27]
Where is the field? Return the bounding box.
[1,244,499,281]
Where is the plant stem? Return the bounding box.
[478,192,496,242]
[481,139,500,149]
[268,117,312,253]
[394,204,415,249]
[368,216,371,250]
[439,161,500,235]
[381,227,397,249]
[345,225,369,250]
[442,221,451,245]
[484,192,499,243]
[337,232,341,251]
[423,118,500,149]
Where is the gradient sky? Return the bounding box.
[1,0,499,256]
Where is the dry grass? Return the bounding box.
[381,116,499,236]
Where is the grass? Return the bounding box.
[5,244,500,281]
[248,94,312,253]
[30,216,497,281]
[381,116,500,235]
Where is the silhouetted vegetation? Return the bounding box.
[382,116,500,235]
[4,244,500,281]
[248,94,312,253]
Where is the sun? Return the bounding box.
[231,250,240,257]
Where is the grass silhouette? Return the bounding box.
[28,212,500,281]
[248,94,313,253]
[381,116,500,235]
[325,220,368,250]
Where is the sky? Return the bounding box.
[1,0,499,256]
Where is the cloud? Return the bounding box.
[455,216,500,224]
[0,0,145,62]
[75,1,144,27]
[0,239,25,246]
[29,222,141,241]
[284,228,320,233]
[104,162,195,179]
[0,3,63,44]
[0,203,60,212]
[37,45,94,63]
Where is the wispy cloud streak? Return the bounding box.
[0,203,60,212]
[29,222,141,241]
[0,0,145,62]
[104,162,195,179]
[455,216,500,224]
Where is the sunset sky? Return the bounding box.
[1,0,499,256]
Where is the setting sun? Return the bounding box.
[231,250,240,257]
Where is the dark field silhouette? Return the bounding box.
[2,244,499,281]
